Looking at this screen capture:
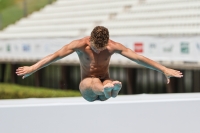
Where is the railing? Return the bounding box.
[0,63,200,94]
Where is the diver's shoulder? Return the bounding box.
[79,36,90,42]
[108,39,120,46]
[80,36,90,44]
[72,36,89,47]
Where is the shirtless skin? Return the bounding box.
[16,36,183,102]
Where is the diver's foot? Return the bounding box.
[111,81,122,98]
[103,83,114,99]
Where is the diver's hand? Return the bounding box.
[163,68,183,84]
[16,66,34,79]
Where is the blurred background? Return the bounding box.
[0,0,200,99]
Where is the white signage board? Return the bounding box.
[0,37,200,65]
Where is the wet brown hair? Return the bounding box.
[90,26,109,49]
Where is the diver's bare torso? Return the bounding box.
[76,37,114,80]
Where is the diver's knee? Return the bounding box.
[80,90,98,102]
[83,96,96,102]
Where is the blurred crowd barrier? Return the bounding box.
[0,63,200,94]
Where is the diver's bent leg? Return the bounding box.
[79,78,98,102]
[92,78,114,99]
[91,78,105,95]
[98,95,109,101]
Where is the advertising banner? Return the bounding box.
[0,37,200,66]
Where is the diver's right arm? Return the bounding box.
[16,40,80,79]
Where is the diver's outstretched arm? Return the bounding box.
[16,40,80,79]
[113,42,183,84]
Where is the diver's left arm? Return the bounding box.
[115,43,183,83]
